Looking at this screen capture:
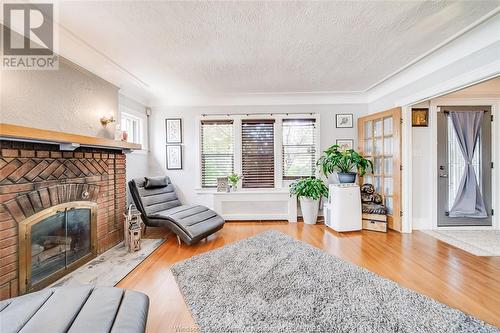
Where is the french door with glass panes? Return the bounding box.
[358,107,402,231]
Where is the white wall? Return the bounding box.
[1,58,118,139]
[148,104,368,208]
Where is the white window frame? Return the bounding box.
[120,111,145,147]
[195,114,320,190]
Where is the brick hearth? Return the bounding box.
[0,140,127,300]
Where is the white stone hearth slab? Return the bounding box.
[50,239,164,287]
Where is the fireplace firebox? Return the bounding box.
[18,202,97,293]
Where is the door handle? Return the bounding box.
[439,173,448,178]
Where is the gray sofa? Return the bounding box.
[0,286,149,333]
[129,176,225,245]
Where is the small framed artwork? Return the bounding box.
[336,114,353,128]
[412,108,429,127]
[336,139,354,151]
[166,118,182,143]
[166,145,182,170]
[217,177,229,192]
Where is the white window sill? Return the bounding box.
[194,188,290,195]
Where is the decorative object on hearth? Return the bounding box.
[317,144,373,184]
[360,183,387,232]
[227,173,241,191]
[335,113,353,128]
[217,177,229,192]
[124,204,142,252]
[289,177,328,224]
[412,108,429,127]
[166,118,183,143]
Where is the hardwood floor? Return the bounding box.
[117,222,500,332]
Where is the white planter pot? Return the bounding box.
[299,197,320,224]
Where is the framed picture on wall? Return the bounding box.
[336,139,354,151]
[166,118,182,143]
[166,145,183,170]
[336,114,353,128]
[412,108,429,127]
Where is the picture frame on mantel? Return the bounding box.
[336,114,353,128]
[166,145,183,170]
[165,118,182,143]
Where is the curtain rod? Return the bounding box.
[442,110,488,114]
[201,112,315,117]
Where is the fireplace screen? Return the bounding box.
[19,202,97,293]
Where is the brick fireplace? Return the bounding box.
[0,140,127,300]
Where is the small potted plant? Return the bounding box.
[228,173,242,191]
[289,177,329,224]
[316,145,373,183]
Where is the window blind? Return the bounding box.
[201,120,234,188]
[282,118,316,179]
[242,119,275,188]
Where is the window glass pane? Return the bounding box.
[364,139,372,155]
[374,176,382,193]
[201,120,234,187]
[384,157,393,175]
[384,117,393,135]
[374,158,382,175]
[385,197,393,215]
[121,113,141,144]
[374,138,383,155]
[384,137,393,155]
[242,120,275,188]
[364,121,372,139]
[384,177,393,195]
[374,120,383,137]
[283,119,316,178]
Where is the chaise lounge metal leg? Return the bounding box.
[176,235,181,245]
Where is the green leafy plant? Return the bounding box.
[289,177,329,201]
[316,144,373,176]
[228,173,241,187]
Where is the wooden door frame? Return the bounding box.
[358,107,402,232]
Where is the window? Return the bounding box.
[201,120,234,188]
[282,119,316,179]
[121,112,142,145]
[241,119,275,188]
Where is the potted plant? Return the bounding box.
[228,173,242,191]
[316,145,373,184]
[289,177,329,224]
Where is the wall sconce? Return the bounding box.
[100,115,115,127]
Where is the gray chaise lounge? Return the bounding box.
[129,176,225,245]
[0,286,149,333]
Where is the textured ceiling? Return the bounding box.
[57,1,500,101]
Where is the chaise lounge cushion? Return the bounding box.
[150,205,224,242]
[0,286,148,333]
[129,176,225,245]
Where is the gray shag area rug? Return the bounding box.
[171,231,499,333]
[51,239,164,288]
